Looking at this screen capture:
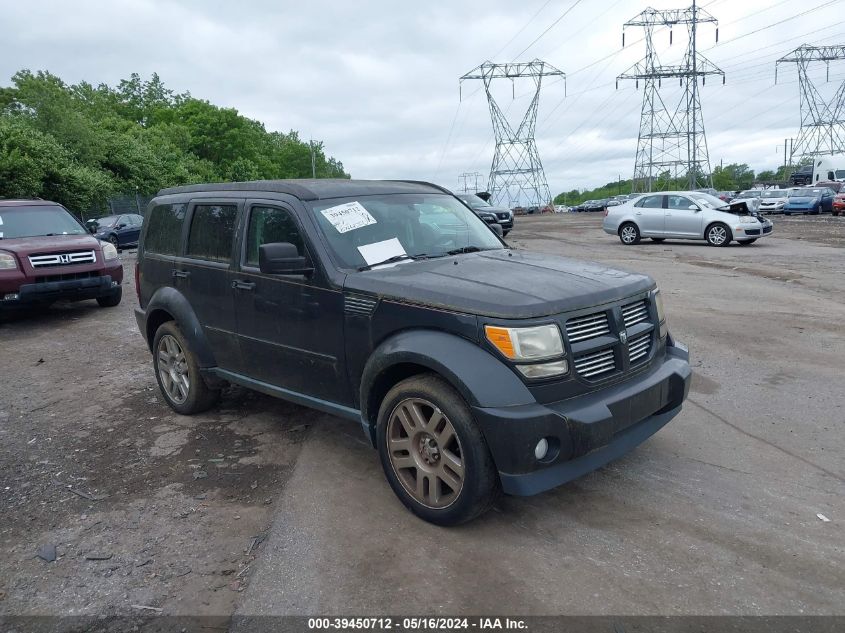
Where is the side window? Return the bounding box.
[828,171,835,181]
[186,204,238,263]
[635,195,663,208]
[245,206,305,268]
[144,203,187,255]
[117,215,128,227]
[129,214,143,226]
[667,195,692,210]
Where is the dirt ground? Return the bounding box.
[1,212,843,628]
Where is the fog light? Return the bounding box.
[111,281,119,287]
[535,438,549,461]
[3,293,19,301]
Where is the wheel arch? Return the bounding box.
[359,329,535,446]
[143,286,217,368]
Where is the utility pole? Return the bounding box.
[618,5,724,192]
[777,45,845,162]
[309,139,317,178]
[458,171,483,193]
[460,60,565,207]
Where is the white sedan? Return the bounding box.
[602,191,774,247]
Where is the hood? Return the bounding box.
[345,249,654,319]
[0,234,104,256]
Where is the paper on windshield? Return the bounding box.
[357,238,406,267]
[0,215,3,239]
[320,201,376,234]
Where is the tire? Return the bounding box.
[737,239,757,246]
[152,321,219,415]
[107,234,119,248]
[376,373,499,526]
[705,222,732,247]
[96,286,122,307]
[650,238,665,243]
[618,222,641,245]
[502,230,510,237]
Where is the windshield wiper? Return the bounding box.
[358,254,428,271]
[446,245,484,256]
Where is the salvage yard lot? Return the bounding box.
[1,213,843,622]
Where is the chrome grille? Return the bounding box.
[628,332,651,363]
[573,348,616,379]
[565,311,610,343]
[622,300,649,328]
[28,250,96,268]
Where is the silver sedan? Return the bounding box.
[603,191,774,247]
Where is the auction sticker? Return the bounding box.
[320,201,377,234]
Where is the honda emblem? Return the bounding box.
[59,254,70,264]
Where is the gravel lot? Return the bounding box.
[1,213,843,627]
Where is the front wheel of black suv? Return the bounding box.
[96,287,122,307]
[152,321,219,415]
[376,373,499,526]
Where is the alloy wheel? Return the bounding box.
[386,398,465,509]
[621,226,638,244]
[157,334,190,404]
[708,225,727,245]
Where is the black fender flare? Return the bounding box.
[359,329,535,442]
[143,287,217,368]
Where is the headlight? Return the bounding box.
[0,251,18,270]
[101,242,119,261]
[739,216,756,224]
[485,323,564,361]
[651,288,667,339]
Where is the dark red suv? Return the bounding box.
[0,199,124,310]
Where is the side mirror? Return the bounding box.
[490,223,504,237]
[688,205,701,211]
[259,242,313,276]
[116,223,127,229]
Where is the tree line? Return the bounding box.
[0,71,349,215]
[553,163,797,206]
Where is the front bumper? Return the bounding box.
[473,340,691,496]
[1,274,120,307]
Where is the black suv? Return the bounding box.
[134,179,691,525]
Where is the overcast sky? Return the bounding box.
[3,0,844,197]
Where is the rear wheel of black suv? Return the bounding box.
[376,373,499,526]
[152,321,219,415]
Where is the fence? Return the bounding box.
[80,193,154,221]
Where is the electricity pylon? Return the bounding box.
[460,60,565,207]
[618,1,724,192]
[776,45,845,161]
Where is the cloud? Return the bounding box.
[2,0,843,199]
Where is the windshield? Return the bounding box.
[309,194,504,270]
[689,192,728,209]
[836,170,845,179]
[735,191,760,198]
[457,194,490,209]
[790,189,819,197]
[92,215,119,228]
[760,190,786,198]
[0,205,87,239]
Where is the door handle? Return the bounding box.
[172,270,190,279]
[635,211,642,215]
[232,280,256,291]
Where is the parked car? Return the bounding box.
[512,206,526,216]
[0,199,123,310]
[456,193,514,236]
[789,164,814,186]
[757,189,792,214]
[89,213,144,248]
[603,191,773,246]
[606,200,622,208]
[582,200,605,212]
[526,206,539,214]
[570,202,586,212]
[783,187,835,215]
[134,179,691,525]
[815,180,842,193]
[832,192,845,216]
[731,190,762,212]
